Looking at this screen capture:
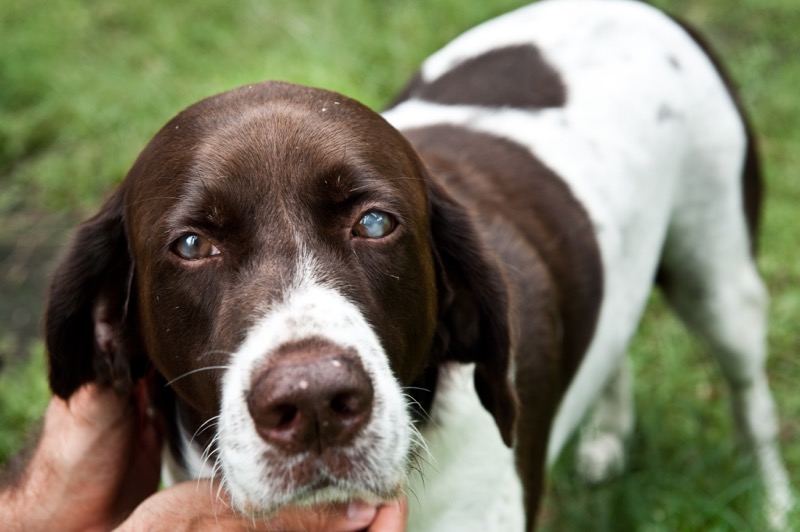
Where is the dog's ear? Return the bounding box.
[45,189,140,399]
[427,178,518,447]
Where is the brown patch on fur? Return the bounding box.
[389,45,567,109]
[404,124,602,524]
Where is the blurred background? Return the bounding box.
[1,0,798,528]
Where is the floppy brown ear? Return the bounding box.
[45,189,140,399]
[427,178,518,447]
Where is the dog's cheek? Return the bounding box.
[352,235,438,385]
[139,262,225,409]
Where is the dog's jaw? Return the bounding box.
[215,265,412,515]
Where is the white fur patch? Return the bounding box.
[406,364,524,532]
[216,260,412,515]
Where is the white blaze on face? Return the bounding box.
[216,259,412,514]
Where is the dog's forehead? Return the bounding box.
[117,84,432,261]
[124,82,426,221]
[168,81,416,177]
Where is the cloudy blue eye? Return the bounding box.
[353,210,396,239]
[172,233,219,261]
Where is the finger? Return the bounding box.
[61,383,132,431]
[342,500,381,531]
[116,480,244,531]
[368,498,408,532]
[119,482,385,532]
[19,384,139,531]
[248,500,378,532]
[40,384,134,475]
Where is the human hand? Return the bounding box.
[117,479,408,531]
[0,381,163,531]
[0,382,408,531]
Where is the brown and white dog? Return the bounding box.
[45,0,792,529]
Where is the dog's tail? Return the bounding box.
[673,17,763,255]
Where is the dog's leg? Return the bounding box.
[663,261,791,528]
[575,357,634,484]
[659,218,793,529]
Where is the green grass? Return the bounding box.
[1,0,799,529]
[541,293,782,530]
[0,344,47,462]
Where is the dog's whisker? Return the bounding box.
[215,475,231,507]
[199,434,221,476]
[191,415,220,446]
[199,445,216,472]
[165,366,231,387]
[401,385,431,392]
[409,432,431,458]
[198,349,236,358]
[409,428,434,465]
[402,393,437,426]
[208,462,225,527]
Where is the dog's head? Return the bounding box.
[45,81,516,514]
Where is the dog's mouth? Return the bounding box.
[231,458,406,518]
[218,438,409,517]
[279,448,371,489]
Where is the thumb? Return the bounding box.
[117,480,387,532]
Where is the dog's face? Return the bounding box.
[45,81,515,514]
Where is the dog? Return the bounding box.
[44,0,792,529]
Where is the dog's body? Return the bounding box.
[44,0,791,529]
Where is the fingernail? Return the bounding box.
[346,500,377,522]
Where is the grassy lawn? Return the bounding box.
[1,0,798,529]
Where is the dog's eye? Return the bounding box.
[353,210,396,239]
[172,233,220,261]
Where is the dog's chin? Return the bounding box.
[231,481,404,520]
[227,475,405,519]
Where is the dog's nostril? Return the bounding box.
[330,392,364,416]
[331,393,351,414]
[274,404,299,428]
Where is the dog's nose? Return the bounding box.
[247,350,374,453]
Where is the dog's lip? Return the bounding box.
[235,471,404,518]
[231,450,406,516]
[280,448,361,485]
[287,475,406,508]
[307,476,334,491]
